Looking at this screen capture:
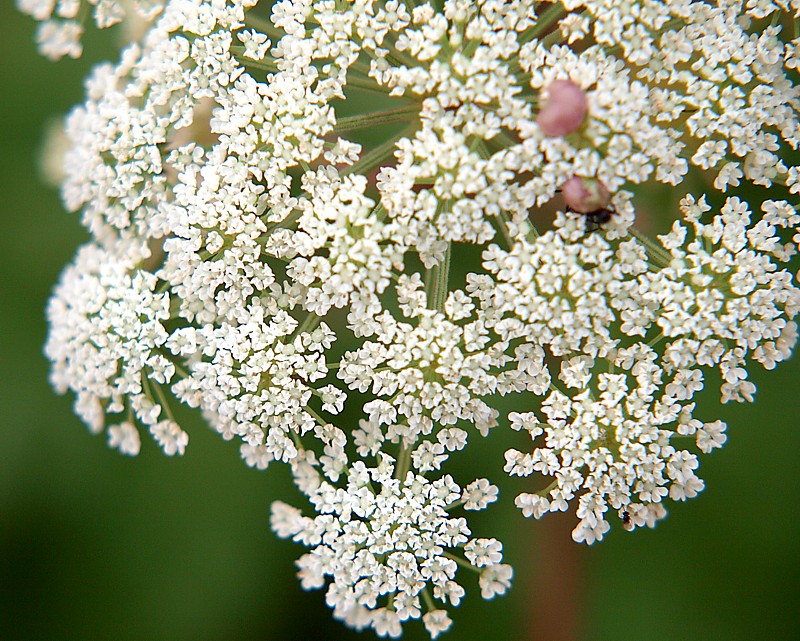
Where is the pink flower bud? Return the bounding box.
[536,79,588,137]
[561,176,610,214]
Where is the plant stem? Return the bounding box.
[334,105,420,133]
[342,124,416,176]
[521,2,567,44]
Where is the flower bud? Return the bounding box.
[536,79,588,137]
[561,176,610,214]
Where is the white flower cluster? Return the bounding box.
[44,242,188,457]
[24,0,800,636]
[497,195,799,542]
[272,455,507,638]
[17,0,166,60]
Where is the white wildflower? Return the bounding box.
[26,0,800,635]
[107,421,141,456]
[272,456,507,637]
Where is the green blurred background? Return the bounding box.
[1,5,798,640]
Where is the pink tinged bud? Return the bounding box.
[536,79,588,137]
[561,176,610,214]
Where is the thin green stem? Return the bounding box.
[154,346,191,379]
[428,243,451,312]
[77,1,93,27]
[421,588,437,612]
[380,31,424,70]
[538,478,559,497]
[344,74,396,94]
[234,53,280,74]
[343,54,379,80]
[244,13,284,40]
[334,105,420,133]
[305,405,328,427]
[494,209,516,249]
[263,209,302,233]
[291,429,304,451]
[296,312,322,336]
[646,331,666,349]
[629,227,673,267]
[172,360,191,378]
[442,552,479,572]
[342,124,416,176]
[424,263,435,305]
[444,498,466,511]
[521,2,567,44]
[372,201,389,222]
[395,443,413,480]
[150,379,177,424]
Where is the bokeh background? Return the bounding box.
[2,4,799,640]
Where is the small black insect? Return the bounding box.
[566,205,615,232]
[621,509,633,531]
[584,207,614,231]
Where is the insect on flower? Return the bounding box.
[561,176,614,232]
[581,205,615,232]
[621,510,634,531]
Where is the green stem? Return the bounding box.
[428,243,451,312]
[344,74,395,94]
[244,13,284,40]
[444,498,466,511]
[296,312,322,336]
[395,442,413,480]
[290,429,304,451]
[372,201,389,222]
[538,478,559,497]
[521,2,567,44]
[494,209,516,249]
[379,30,424,69]
[155,346,191,378]
[334,105,420,133]
[234,53,280,74]
[305,406,328,427]
[342,124,416,176]
[149,379,177,424]
[443,551,479,572]
[629,228,673,267]
[263,209,302,233]
[421,587,437,612]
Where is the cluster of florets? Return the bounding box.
[493,194,799,540]
[24,0,800,637]
[17,0,167,60]
[44,241,189,457]
[272,454,507,638]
